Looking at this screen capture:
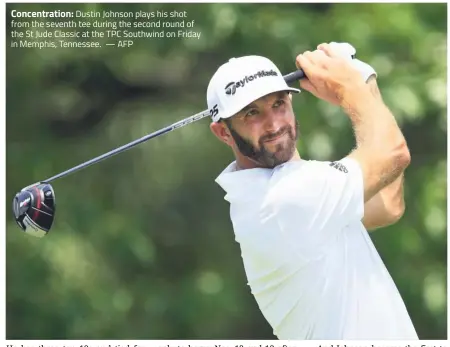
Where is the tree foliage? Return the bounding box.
[6,3,447,339]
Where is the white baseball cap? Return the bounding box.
[206,55,301,122]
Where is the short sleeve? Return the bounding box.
[268,157,365,234]
[314,157,365,225]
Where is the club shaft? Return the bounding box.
[43,110,210,183]
[41,69,306,184]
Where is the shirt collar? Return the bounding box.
[215,161,274,199]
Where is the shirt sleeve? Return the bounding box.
[310,157,365,226]
[268,157,365,237]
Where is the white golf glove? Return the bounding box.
[328,42,377,82]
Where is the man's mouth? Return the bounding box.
[262,130,288,143]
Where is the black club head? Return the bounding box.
[12,183,56,238]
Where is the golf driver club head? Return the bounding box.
[12,183,56,238]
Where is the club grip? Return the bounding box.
[283,69,306,84]
[283,54,356,85]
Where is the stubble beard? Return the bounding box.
[228,120,300,169]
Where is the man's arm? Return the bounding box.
[296,45,410,216]
[342,72,410,204]
[363,173,405,230]
[361,76,408,230]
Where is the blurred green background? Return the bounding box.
[6,3,447,340]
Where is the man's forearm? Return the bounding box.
[355,76,408,229]
[380,172,405,207]
[363,173,405,230]
[343,77,410,196]
[344,78,405,164]
[365,77,408,190]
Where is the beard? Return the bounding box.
[228,120,300,168]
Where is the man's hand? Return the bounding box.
[295,44,368,106]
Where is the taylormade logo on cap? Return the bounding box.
[224,69,278,96]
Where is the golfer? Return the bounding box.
[207,42,418,339]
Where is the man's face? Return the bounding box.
[220,91,299,168]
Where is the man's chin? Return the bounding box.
[231,125,299,168]
[255,148,296,168]
[272,153,295,166]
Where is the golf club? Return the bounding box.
[10,63,345,238]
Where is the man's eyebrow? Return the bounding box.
[241,103,258,112]
[275,91,289,99]
[239,92,288,114]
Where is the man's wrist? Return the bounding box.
[339,85,382,121]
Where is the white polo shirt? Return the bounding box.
[215,157,418,340]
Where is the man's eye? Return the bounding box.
[273,99,285,108]
[245,109,258,117]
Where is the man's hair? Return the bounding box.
[221,118,232,129]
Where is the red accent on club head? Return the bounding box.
[32,186,42,221]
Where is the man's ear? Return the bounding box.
[210,120,234,146]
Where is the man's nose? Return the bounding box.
[261,109,285,134]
